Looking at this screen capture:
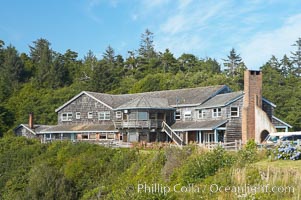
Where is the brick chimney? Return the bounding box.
[242,70,262,143]
[29,112,34,129]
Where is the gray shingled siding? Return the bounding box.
[224,98,243,143]
[15,127,36,138]
[58,94,113,125]
[262,100,274,120]
[272,117,286,127]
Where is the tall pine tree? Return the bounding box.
[290,37,301,77]
[223,48,245,77]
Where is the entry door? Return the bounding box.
[204,132,215,143]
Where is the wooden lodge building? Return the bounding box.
[15,70,292,146]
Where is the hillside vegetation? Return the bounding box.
[0,137,300,200]
[1,33,301,136]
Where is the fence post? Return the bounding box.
[235,140,237,151]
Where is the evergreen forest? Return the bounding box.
[0,30,301,135]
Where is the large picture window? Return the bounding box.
[138,112,148,120]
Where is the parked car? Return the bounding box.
[263,132,301,146]
[280,134,301,144]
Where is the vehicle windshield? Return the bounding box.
[268,136,279,143]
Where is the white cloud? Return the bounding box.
[156,0,230,57]
[160,1,227,35]
[239,13,301,70]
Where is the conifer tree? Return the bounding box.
[290,37,301,76]
[223,48,245,77]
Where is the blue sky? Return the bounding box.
[1,0,301,69]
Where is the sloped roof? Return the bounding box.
[40,123,117,133]
[198,91,244,109]
[87,85,228,108]
[272,116,292,128]
[14,124,55,135]
[115,96,174,110]
[171,120,228,131]
[56,85,229,112]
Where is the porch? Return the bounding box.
[170,119,228,145]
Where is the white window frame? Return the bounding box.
[88,112,93,119]
[198,110,206,119]
[230,107,239,117]
[175,110,181,120]
[61,112,72,121]
[76,112,81,119]
[116,111,122,119]
[99,111,110,120]
[184,110,192,120]
[212,108,222,118]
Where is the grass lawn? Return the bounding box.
[255,159,301,172]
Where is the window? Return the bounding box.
[175,110,181,120]
[76,112,81,119]
[129,112,137,120]
[88,112,93,119]
[61,112,72,121]
[150,113,156,120]
[184,110,192,120]
[89,134,96,139]
[198,110,206,119]
[212,108,222,118]
[230,107,239,117]
[99,111,110,120]
[138,112,148,120]
[116,111,122,119]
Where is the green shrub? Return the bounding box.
[179,146,235,184]
[237,139,258,166]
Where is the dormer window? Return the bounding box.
[212,108,221,118]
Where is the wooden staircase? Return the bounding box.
[162,121,183,147]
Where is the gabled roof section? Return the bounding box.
[115,96,174,110]
[198,91,244,109]
[14,124,55,135]
[55,91,114,112]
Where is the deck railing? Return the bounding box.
[161,121,183,147]
[113,120,163,129]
